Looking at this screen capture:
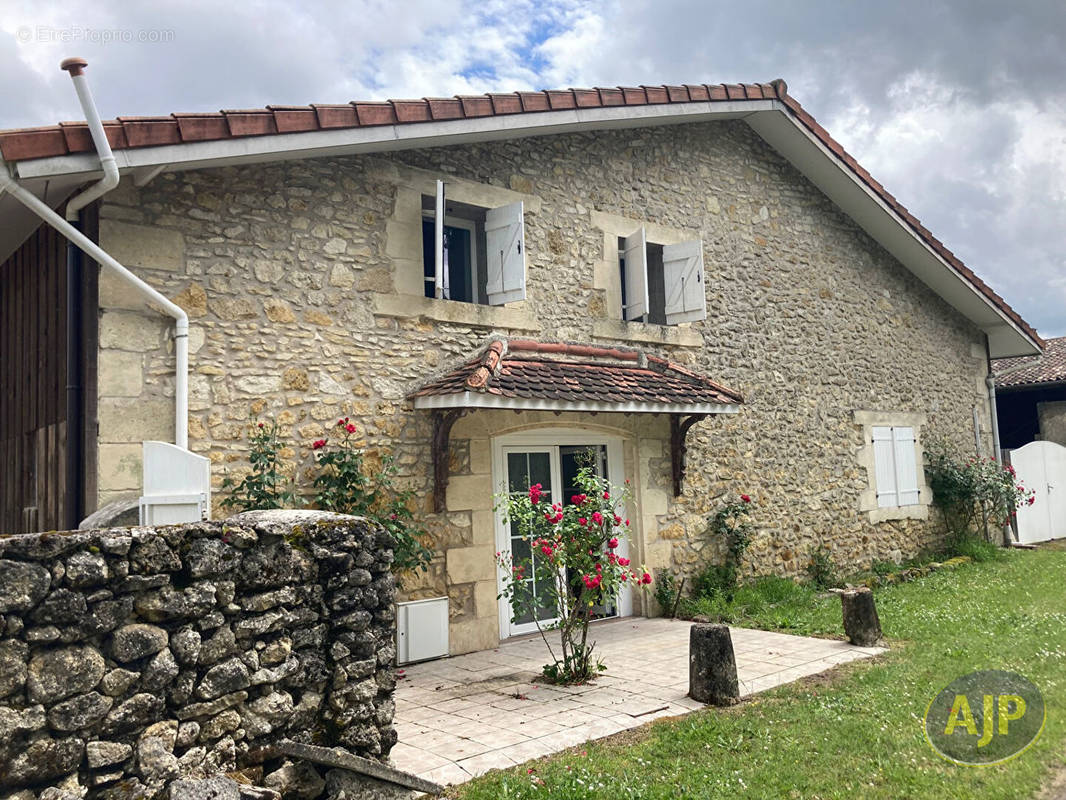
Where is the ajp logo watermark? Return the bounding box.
[924,670,1045,766]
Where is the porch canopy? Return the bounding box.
[408,338,743,509]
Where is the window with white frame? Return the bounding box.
[618,227,706,324]
[871,426,921,508]
[421,180,526,305]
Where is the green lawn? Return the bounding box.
[452,547,1066,799]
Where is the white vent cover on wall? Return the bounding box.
[396,597,449,665]
[139,441,211,525]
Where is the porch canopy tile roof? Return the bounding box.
[994,335,1066,388]
[408,338,743,414]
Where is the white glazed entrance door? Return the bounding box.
[494,433,632,639]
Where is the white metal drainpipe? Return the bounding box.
[0,57,189,452]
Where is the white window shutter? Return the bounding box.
[663,239,707,324]
[893,427,920,506]
[485,201,525,305]
[434,180,445,299]
[623,227,649,321]
[872,426,898,508]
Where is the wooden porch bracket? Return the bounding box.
[670,413,707,497]
[431,409,465,513]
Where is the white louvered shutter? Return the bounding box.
[433,179,445,299]
[485,201,525,305]
[623,227,649,321]
[663,239,707,324]
[893,427,920,506]
[872,426,898,508]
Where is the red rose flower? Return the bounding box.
[345,423,357,434]
[641,572,652,585]
[608,537,619,549]
[740,494,751,503]
[312,439,327,450]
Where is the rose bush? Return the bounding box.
[497,464,649,684]
[925,441,1035,546]
[312,418,432,578]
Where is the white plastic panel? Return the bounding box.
[139,441,211,525]
[397,597,449,665]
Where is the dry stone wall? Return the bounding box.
[0,510,397,798]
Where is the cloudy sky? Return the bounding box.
[2,0,1063,337]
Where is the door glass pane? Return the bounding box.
[559,444,616,620]
[506,450,557,626]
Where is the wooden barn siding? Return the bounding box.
[0,204,98,533]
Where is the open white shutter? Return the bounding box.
[485,201,525,305]
[872,426,898,508]
[663,239,706,324]
[433,180,445,299]
[893,427,920,506]
[623,227,649,321]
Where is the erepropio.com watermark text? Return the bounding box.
[16,26,175,45]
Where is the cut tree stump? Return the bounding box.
[841,587,883,646]
[689,623,740,705]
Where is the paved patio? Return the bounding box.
[390,617,884,786]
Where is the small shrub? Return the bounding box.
[806,545,838,589]
[698,493,756,599]
[948,535,1002,563]
[654,569,683,617]
[220,419,294,512]
[871,559,898,578]
[692,563,738,600]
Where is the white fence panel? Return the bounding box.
[1011,441,1066,544]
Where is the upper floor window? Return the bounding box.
[619,227,706,324]
[421,180,526,305]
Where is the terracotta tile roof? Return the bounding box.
[409,339,743,409]
[0,78,1040,347]
[994,335,1066,388]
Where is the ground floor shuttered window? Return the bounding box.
[872,425,921,508]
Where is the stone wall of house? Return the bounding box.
[0,510,397,797]
[92,119,994,648]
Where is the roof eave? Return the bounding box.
[4,96,1040,357]
[411,392,740,416]
[9,100,771,181]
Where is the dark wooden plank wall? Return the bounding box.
[0,205,98,534]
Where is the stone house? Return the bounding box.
[0,77,1043,657]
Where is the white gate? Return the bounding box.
[1010,441,1066,544]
